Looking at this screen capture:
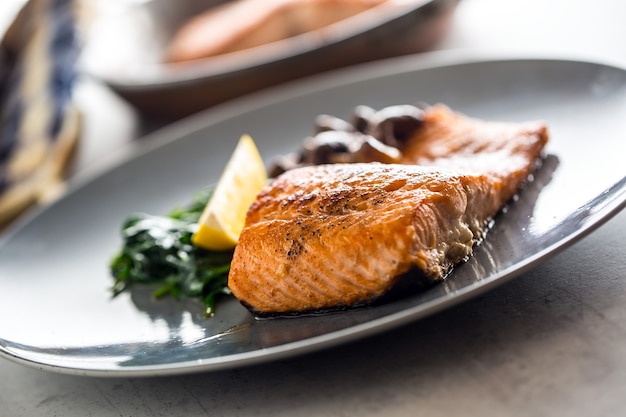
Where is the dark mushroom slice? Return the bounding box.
[268,152,302,177]
[302,130,403,165]
[351,105,376,133]
[352,136,402,164]
[269,103,429,175]
[367,105,425,150]
[301,130,364,165]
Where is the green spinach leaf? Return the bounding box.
[110,189,233,316]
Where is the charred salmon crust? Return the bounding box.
[228,105,549,315]
[230,164,506,314]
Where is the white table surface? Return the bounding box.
[2,0,626,416]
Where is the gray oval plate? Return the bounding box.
[1,52,626,377]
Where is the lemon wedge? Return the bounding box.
[191,134,267,250]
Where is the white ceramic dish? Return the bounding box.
[1,53,625,377]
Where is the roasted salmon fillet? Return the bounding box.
[228,105,549,314]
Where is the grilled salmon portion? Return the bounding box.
[228,105,549,314]
[401,104,549,204]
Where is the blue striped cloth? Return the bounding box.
[0,0,80,225]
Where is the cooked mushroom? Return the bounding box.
[353,136,402,164]
[366,105,425,150]
[268,103,428,176]
[302,131,361,164]
[351,105,376,133]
